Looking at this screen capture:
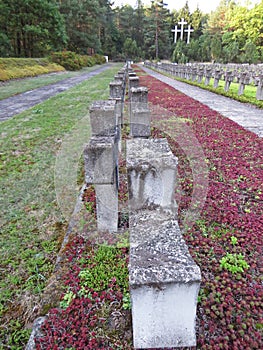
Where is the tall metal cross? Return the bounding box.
[171,25,181,43]
[178,18,188,40]
[184,25,194,44]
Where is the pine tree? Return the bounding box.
[0,0,67,57]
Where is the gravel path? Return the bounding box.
[0,64,111,122]
[141,65,263,138]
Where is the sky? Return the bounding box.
[112,0,261,14]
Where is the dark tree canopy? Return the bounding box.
[0,0,262,63]
[0,0,67,57]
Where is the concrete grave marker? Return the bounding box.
[129,210,201,349]
[89,100,117,136]
[127,138,201,349]
[256,74,263,100]
[126,138,178,214]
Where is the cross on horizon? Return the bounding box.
[185,25,194,44]
[171,18,194,44]
[171,25,180,43]
[178,18,188,40]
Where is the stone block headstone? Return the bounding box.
[256,74,263,100]
[89,100,117,137]
[238,72,251,96]
[224,70,234,92]
[84,136,118,185]
[129,76,140,91]
[95,183,118,233]
[197,68,204,83]
[130,86,148,106]
[213,69,222,88]
[130,108,151,138]
[204,67,212,86]
[109,81,123,99]
[126,138,178,214]
[129,210,201,349]
[127,137,201,348]
[191,67,197,82]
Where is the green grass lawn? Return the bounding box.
[0,63,122,349]
[200,77,261,105]
[0,65,104,100]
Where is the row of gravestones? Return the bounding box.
[84,63,201,349]
[145,61,263,100]
[83,65,151,233]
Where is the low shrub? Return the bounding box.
[50,51,81,70]
[93,54,106,65]
[82,55,96,67]
[0,58,64,81]
[0,52,106,81]
[0,70,9,81]
[50,51,106,71]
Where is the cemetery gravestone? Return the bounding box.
[238,72,250,96]
[127,138,201,349]
[129,86,150,138]
[204,67,212,86]
[224,70,234,92]
[256,74,263,100]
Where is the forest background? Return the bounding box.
[0,0,262,65]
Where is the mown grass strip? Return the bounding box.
[0,63,122,349]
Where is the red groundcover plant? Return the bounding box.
[35,68,262,349]
[138,70,262,350]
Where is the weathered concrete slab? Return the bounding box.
[84,136,117,184]
[129,209,201,349]
[126,138,178,214]
[130,108,151,138]
[89,100,117,136]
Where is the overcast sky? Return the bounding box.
[112,0,260,14]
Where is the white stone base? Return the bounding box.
[95,183,118,233]
[131,282,200,349]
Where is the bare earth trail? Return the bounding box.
[0,64,112,122]
[0,63,262,138]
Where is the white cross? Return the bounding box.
[178,18,188,40]
[185,25,194,44]
[171,25,181,43]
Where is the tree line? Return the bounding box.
[0,0,262,63]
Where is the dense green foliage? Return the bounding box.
[50,51,106,70]
[0,0,262,62]
[0,0,67,57]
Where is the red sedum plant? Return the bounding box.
[139,70,262,350]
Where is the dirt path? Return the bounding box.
[0,64,111,122]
